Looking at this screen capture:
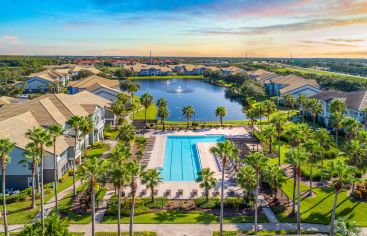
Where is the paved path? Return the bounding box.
[258,195,279,224]
[3,223,335,236]
[32,179,83,222]
[95,189,115,223]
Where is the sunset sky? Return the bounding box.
[0,0,366,58]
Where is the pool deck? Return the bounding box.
[138,127,248,199]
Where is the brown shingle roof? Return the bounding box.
[311,90,348,101]
[312,90,367,111]
[68,75,119,89]
[270,74,319,94]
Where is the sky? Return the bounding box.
[0,0,367,58]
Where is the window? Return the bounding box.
[27,162,32,171]
[27,177,33,187]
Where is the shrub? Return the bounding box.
[354,190,362,199]
[324,147,339,159]
[59,172,69,183]
[194,197,219,209]
[141,197,169,208]
[91,142,104,148]
[223,197,244,209]
[104,132,112,139]
[67,169,74,176]
[108,197,149,216]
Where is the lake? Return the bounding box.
[135,79,246,121]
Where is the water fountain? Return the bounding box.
[175,86,184,93]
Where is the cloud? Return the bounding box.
[300,40,359,47]
[0,35,21,45]
[327,38,365,43]
[189,17,367,35]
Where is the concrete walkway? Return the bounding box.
[3,223,335,236]
[258,195,279,224]
[32,179,83,223]
[95,189,115,223]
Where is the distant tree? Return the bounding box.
[182,105,195,128]
[261,125,277,154]
[215,106,227,127]
[140,93,154,125]
[262,100,276,123]
[305,98,323,128]
[296,94,308,121]
[74,70,93,80]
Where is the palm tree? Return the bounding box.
[110,143,132,166]
[26,127,52,232]
[296,94,308,121]
[255,102,265,131]
[109,164,130,236]
[20,213,72,236]
[342,117,362,142]
[141,169,162,202]
[243,107,258,137]
[329,99,346,114]
[313,128,333,184]
[303,139,322,196]
[112,100,126,126]
[261,125,277,154]
[326,161,354,236]
[285,123,310,147]
[264,164,286,201]
[119,124,136,150]
[262,100,276,123]
[156,98,168,108]
[78,156,106,236]
[117,93,130,122]
[283,94,296,118]
[0,138,15,236]
[157,105,169,130]
[210,140,239,236]
[48,124,64,213]
[182,105,195,128]
[335,217,361,236]
[215,106,227,127]
[140,93,154,125]
[237,165,256,198]
[244,152,268,234]
[18,143,40,209]
[197,168,217,201]
[285,148,308,234]
[271,114,287,165]
[68,115,83,197]
[80,116,94,159]
[127,82,140,121]
[306,98,322,128]
[345,140,366,168]
[330,112,344,147]
[127,160,144,236]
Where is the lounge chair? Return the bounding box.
[164,189,171,197]
[191,189,198,197]
[153,189,158,196]
[213,191,220,197]
[140,189,147,197]
[177,189,183,197]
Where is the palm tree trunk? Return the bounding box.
[219,158,226,236]
[220,117,223,127]
[187,119,189,129]
[117,186,121,236]
[313,116,316,128]
[2,164,9,236]
[206,189,209,202]
[278,136,281,167]
[329,190,339,236]
[269,137,272,154]
[40,146,45,232]
[73,129,78,197]
[144,108,147,125]
[309,166,313,197]
[163,119,165,131]
[129,193,136,236]
[255,170,259,234]
[320,156,324,185]
[151,186,155,202]
[91,183,95,236]
[36,166,40,193]
[53,143,59,213]
[32,164,36,209]
[297,167,301,235]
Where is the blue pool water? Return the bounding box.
[162,135,225,181]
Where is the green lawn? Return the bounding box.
[102,210,267,224]
[278,178,367,226]
[212,230,324,236]
[3,175,77,224]
[277,67,367,80]
[128,75,204,80]
[96,232,156,236]
[86,146,106,158]
[0,233,84,236]
[134,103,157,120]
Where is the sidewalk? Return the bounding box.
[4,223,334,236]
[32,179,83,222]
[95,189,115,223]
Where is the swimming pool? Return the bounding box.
[161,135,225,181]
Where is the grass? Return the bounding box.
[96,232,156,236]
[3,175,77,224]
[277,67,367,80]
[278,177,367,226]
[86,146,106,158]
[212,230,324,235]
[128,75,204,80]
[102,210,268,224]
[134,103,157,120]
[0,233,84,236]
